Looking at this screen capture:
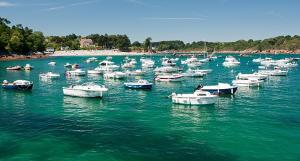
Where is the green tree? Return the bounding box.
[143,37,152,52]
[8,29,24,53]
[30,31,45,52]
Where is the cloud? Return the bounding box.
[124,0,159,7]
[70,0,98,6]
[0,1,15,7]
[144,17,206,21]
[266,10,283,18]
[45,0,99,11]
[47,6,66,11]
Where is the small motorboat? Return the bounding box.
[181,56,199,64]
[199,58,209,63]
[154,66,181,73]
[124,80,153,89]
[48,62,56,66]
[122,62,134,68]
[223,56,240,67]
[6,65,22,70]
[72,64,79,69]
[64,63,72,68]
[39,72,60,79]
[63,82,108,98]
[237,72,268,80]
[232,78,263,87]
[24,64,34,70]
[97,60,119,71]
[66,69,86,76]
[125,69,145,76]
[104,71,127,79]
[198,83,238,95]
[182,69,205,77]
[186,61,203,68]
[162,58,176,66]
[155,74,184,82]
[258,69,288,76]
[86,57,97,63]
[87,70,102,75]
[2,80,33,90]
[141,59,155,68]
[253,58,263,63]
[171,90,218,105]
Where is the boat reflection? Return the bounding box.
[171,104,216,125]
[63,96,104,111]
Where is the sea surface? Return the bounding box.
[0,54,300,161]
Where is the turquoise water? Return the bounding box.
[0,54,300,161]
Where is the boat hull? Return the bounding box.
[63,88,104,98]
[124,84,152,89]
[172,96,217,105]
[201,87,238,95]
[2,84,33,90]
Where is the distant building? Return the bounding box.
[80,38,94,48]
[60,46,70,51]
[45,47,55,54]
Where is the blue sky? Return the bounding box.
[0,0,299,42]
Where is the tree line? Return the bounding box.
[1,17,300,55]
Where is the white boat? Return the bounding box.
[237,72,268,80]
[277,62,298,68]
[155,74,184,82]
[24,64,34,70]
[258,69,288,76]
[124,80,153,89]
[64,63,72,68]
[122,62,134,68]
[187,61,203,68]
[104,71,127,79]
[125,69,145,76]
[258,66,267,69]
[223,56,240,67]
[87,70,102,75]
[2,80,33,90]
[182,69,205,77]
[154,66,180,73]
[260,58,274,66]
[48,62,56,66]
[86,57,97,63]
[6,65,22,70]
[171,90,217,105]
[63,82,108,98]
[97,60,119,71]
[253,58,263,63]
[106,56,112,60]
[199,58,209,63]
[162,58,176,66]
[192,69,212,74]
[199,83,238,95]
[181,56,198,64]
[72,64,80,69]
[141,59,155,68]
[39,72,60,79]
[232,78,263,87]
[130,59,137,65]
[66,69,86,76]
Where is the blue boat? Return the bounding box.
[196,83,237,95]
[124,80,153,89]
[2,80,33,90]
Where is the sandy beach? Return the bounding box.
[50,49,300,57]
[50,50,153,57]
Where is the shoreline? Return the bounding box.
[50,50,300,57]
[0,54,50,61]
[1,50,299,61]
